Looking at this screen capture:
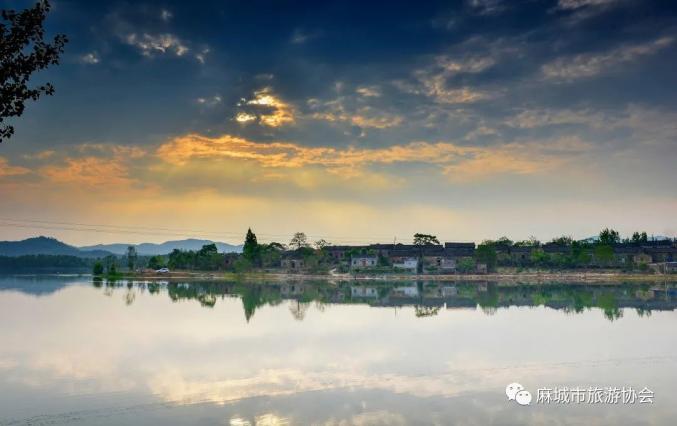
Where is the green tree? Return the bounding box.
[92,261,104,276]
[1,0,67,142]
[514,236,541,247]
[475,242,497,272]
[413,233,440,246]
[631,231,648,244]
[242,228,259,262]
[456,258,475,273]
[598,228,620,245]
[197,243,220,270]
[314,239,330,250]
[233,257,252,274]
[289,232,309,250]
[126,246,138,271]
[594,245,614,266]
[494,236,513,249]
[259,242,284,268]
[530,248,550,267]
[570,241,591,268]
[147,255,164,270]
[168,249,195,270]
[550,235,573,246]
[198,243,218,257]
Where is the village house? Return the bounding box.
[223,252,240,268]
[633,253,653,265]
[326,245,352,262]
[439,257,457,271]
[613,245,645,265]
[281,256,305,271]
[393,257,418,271]
[509,246,532,263]
[644,245,677,263]
[388,247,418,263]
[351,255,378,269]
[443,242,475,257]
[542,243,570,255]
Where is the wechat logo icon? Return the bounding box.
[506,383,532,406]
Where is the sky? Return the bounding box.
[0,0,676,246]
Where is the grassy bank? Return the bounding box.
[120,269,677,284]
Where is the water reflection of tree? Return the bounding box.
[90,279,674,323]
[476,283,499,313]
[289,300,310,321]
[238,284,284,322]
[597,292,623,321]
[636,307,652,317]
[124,289,136,306]
[414,305,440,317]
[241,285,263,322]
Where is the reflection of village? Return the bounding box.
[94,278,677,322]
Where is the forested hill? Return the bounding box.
[0,236,111,258]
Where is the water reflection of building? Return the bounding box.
[351,286,378,298]
[97,280,677,322]
[441,286,458,297]
[280,283,305,296]
[392,286,419,297]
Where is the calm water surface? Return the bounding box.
[1,276,677,425]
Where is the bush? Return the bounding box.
[456,258,476,274]
[93,261,104,276]
[233,257,252,273]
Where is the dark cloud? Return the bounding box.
[3,0,676,176]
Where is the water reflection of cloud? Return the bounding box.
[2,280,677,424]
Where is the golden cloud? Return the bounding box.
[36,145,147,187]
[0,157,30,177]
[237,88,295,127]
[308,98,403,129]
[155,133,578,182]
[40,156,134,187]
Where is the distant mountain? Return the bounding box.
[80,238,243,255]
[0,236,111,258]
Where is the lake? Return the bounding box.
[1,275,677,425]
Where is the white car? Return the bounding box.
[155,268,170,274]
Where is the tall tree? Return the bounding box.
[242,228,259,261]
[314,239,329,250]
[413,233,440,246]
[631,231,648,244]
[289,232,308,250]
[1,0,67,142]
[126,246,138,271]
[598,228,620,245]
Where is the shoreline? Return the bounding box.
[105,270,677,284]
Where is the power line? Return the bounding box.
[0,217,449,244]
